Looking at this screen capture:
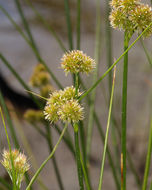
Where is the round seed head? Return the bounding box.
[58,99,84,123]
[61,50,96,75]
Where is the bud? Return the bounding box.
[61,50,96,75]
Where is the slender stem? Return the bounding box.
[0,6,63,89]
[74,123,84,190]
[64,0,73,50]
[45,124,64,190]
[25,0,67,52]
[0,177,12,190]
[142,118,152,190]
[0,91,19,148]
[79,121,87,163]
[94,113,120,190]
[80,75,138,189]
[106,0,113,95]
[78,21,152,101]
[75,73,79,97]
[0,53,41,108]
[54,124,75,155]
[0,107,17,189]
[98,67,116,190]
[0,92,32,189]
[86,0,101,164]
[14,0,39,54]
[26,124,68,190]
[140,38,152,66]
[77,0,81,50]
[121,32,129,190]
[80,153,91,190]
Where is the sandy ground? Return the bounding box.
[0,0,152,189]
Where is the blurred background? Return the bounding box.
[0,0,152,189]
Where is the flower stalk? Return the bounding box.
[26,124,68,190]
[98,67,116,190]
[121,31,130,190]
[74,123,84,190]
[142,118,152,190]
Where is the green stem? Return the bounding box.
[0,53,41,108]
[77,0,81,50]
[121,32,129,190]
[0,92,32,189]
[74,123,84,190]
[78,21,152,101]
[86,0,101,164]
[80,76,139,189]
[98,67,116,190]
[54,124,75,155]
[0,107,17,189]
[80,153,91,190]
[14,0,39,54]
[0,91,19,149]
[94,113,120,190]
[45,124,64,190]
[64,0,73,50]
[0,6,63,89]
[106,0,113,95]
[140,38,152,66]
[26,124,68,190]
[0,177,11,190]
[79,121,86,164]
[75,73,79,97]
[142,118,152,190]
[25,0,67,52]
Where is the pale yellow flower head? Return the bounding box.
[109,0,152,37]
[58,99,84,123]
[61,50,96,74]
[44,86,84,123]
[1,149,30,188]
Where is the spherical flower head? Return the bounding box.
[30,63,50,87]
[130,4,152,37]
[44,86,84,123]
[24,109,44,124]
[44,90,64,123]
[109,0,152,38]
[63,86,82,100]
[109,8,132,31]
[1,149,30,187]
[44,103,59,123]
[61,50,96,75]
[110,0,140,9]
[58,99,84,123]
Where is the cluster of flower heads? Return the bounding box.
[61,50,96,74]
[1,149,30,188]
[109,0,152,37]
[44,86,84,123]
